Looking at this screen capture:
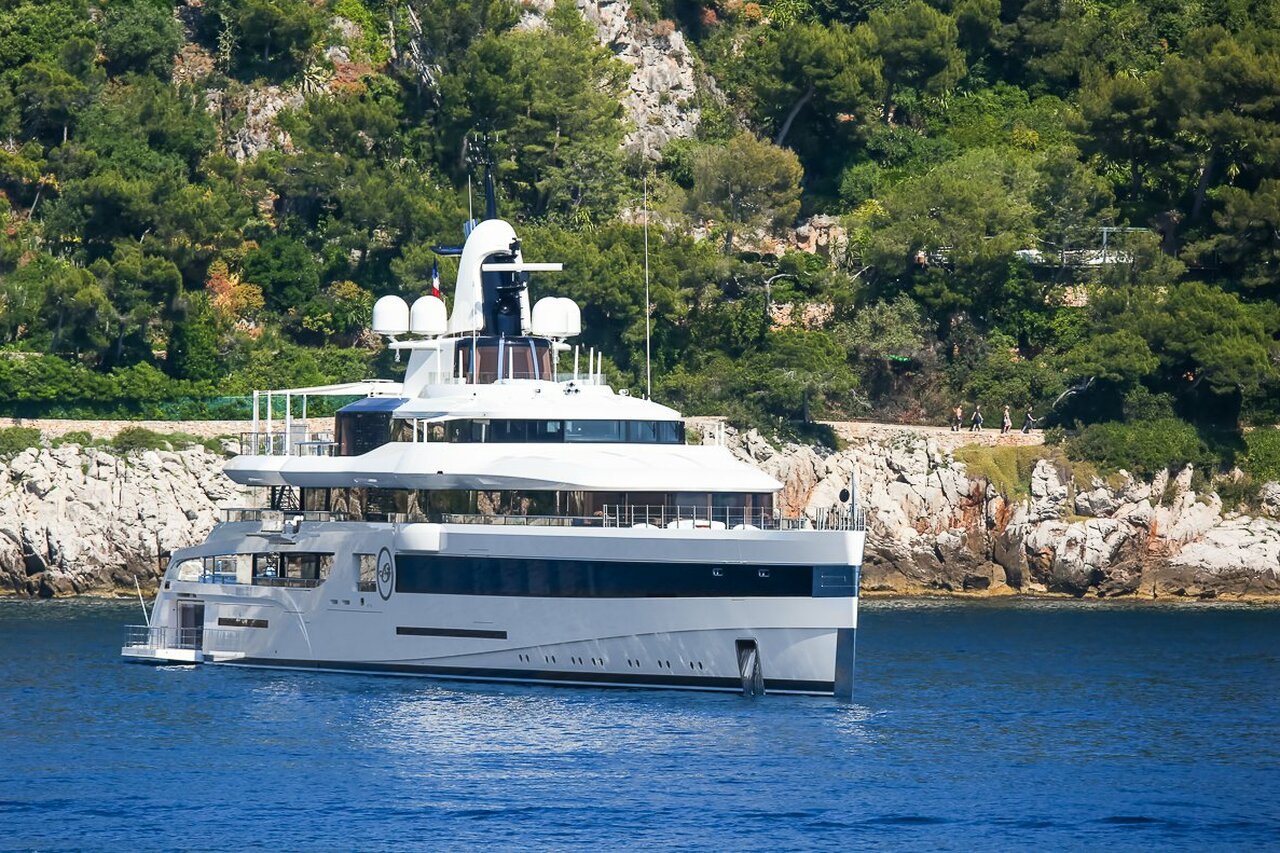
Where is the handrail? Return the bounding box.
[217,506,864,531]
[122,625,244,653]
[240,431,336,456]
[221,508,350,523]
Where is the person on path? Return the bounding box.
[970,405,983,431]
[1022,407,1037,434]
[1001,405,1012,434]
[952,404,963,432]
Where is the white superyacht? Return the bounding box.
[121,205,865,696]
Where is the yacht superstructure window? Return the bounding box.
[437,419,684,444]
[357,554,377,592]
[565,420,623,442]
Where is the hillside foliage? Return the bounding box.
[0,0,1277,467]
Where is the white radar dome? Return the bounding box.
[372,295,409,335]
[531,296,583,338]
[557,297,582,337]
[409,295,448,335]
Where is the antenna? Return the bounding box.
[643,168,652,400]
[465,131,498,220]
[468,173,473,223]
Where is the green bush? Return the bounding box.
[1063,419,1211,477]
[1242,429,1280,483]
[51,429,98,448]
[953,445,1057,499]
[109,427,227,455]
[0,427,42,457]
[110,427,174,454]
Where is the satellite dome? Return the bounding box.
[371,295,410,335]
[410,295,448,336]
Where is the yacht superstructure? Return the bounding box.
[121,206,865,697]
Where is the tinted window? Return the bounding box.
[565,421,624,442]
[628,421,658,443]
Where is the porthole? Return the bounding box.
[712,567,723,577]
[758,568,770,578]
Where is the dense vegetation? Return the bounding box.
[0,0,1277,478]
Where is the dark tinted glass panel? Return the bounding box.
[628,421,658,443]
[336,412,392,455]
[565,420,624,442]
[529,420,564,442]
[657,421,684,444]
[395,555,834,598]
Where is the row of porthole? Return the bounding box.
[518,654,704,671]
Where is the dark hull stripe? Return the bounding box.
[227,657,836,695]
[396,626,508,639]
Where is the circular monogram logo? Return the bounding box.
[376,547,394,601]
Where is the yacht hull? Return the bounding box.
[124,522,862,696]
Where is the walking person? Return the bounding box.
[1022,407,1037,434]
[1001,405,1012,434]
[970,405,983,432]
[952,404,963,432]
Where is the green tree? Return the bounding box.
[1187,179,1280,293]
[1077,71,1157,202]
[100,0,185,78]
[444,0,629,221]
[861,148,1037,319]
[205,0,326,79]
[167,293,226,381]
[860,0,965,119]
[242,236,321,311]
[689,132,804,252]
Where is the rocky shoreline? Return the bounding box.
[2,429,1279,601]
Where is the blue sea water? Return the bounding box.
[1,598,1277,851]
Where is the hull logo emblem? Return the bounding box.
[377,548,394,600]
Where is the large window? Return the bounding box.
[439,419,684,444]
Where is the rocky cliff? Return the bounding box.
[725,428,1280,601]
[0,445,243,597]
[3,432,1279,600]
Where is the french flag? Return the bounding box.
[430,260,441,298]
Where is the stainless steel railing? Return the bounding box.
[239,432,337,457]
[122,626,245,653]
[216,506,865,532]
[220,509,350,523]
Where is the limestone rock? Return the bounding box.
[0,445,246,597]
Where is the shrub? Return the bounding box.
[1063,419,1211,477]
[1242,429,1280,483]
[110,427,170,453]
[0,427,41,458]
[51,430,98,448]
[952,445,1057,499]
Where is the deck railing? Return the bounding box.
[221,508,350,523]
[218,506,865,532]
[122,625,244,653]
[239,431,337,457]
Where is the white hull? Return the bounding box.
[124,521,863,696]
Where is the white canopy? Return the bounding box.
[225,442,781,493]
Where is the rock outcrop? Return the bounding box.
[715,427,1280,602]
[0,446,244,597]
[521,0,702,155]
[3,430,1279,600]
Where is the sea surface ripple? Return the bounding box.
[1,598,1277,850]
